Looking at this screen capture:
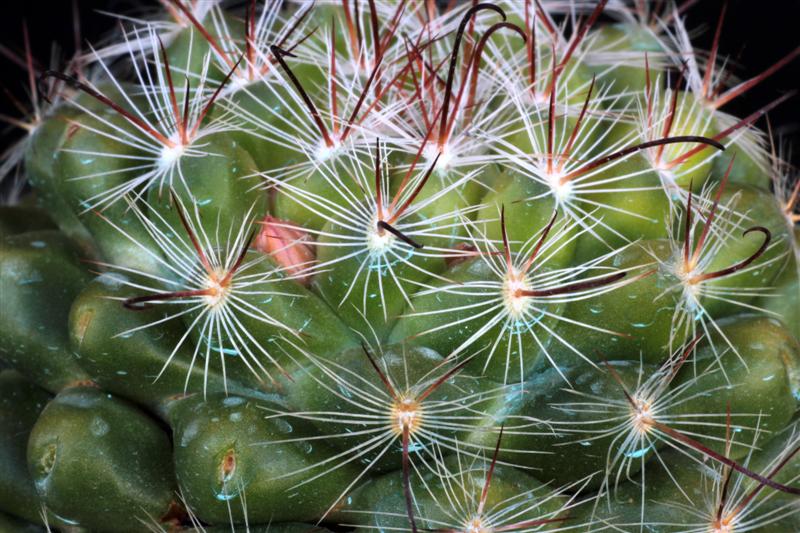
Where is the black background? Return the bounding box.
[2,0,799,163]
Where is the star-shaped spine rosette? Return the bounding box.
[393,207,646,385]
[489,60,726,251]
[97,192,310,393]
[656,4,799,185]
[4,1,800,531]
[664,3,799,116]
[551,339,800,527]
[567,0,681,81]
[659,425,800,533]
[341,430,597,533]
[261,137,485,336]
[257,342,525,523]
[634,72,720,191]
[496,0,616,107]
[40,26,243,210]
[223,7,404,188]
[652,161,787,364]
[381,3,530,190]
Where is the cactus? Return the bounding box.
[1,1,799,531]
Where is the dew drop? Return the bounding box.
[624,444,652,459]
[90,416,110,437]
[223,396,246,407]
[272,419,293,434]
[589,303,604,315]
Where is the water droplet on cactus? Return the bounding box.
[273,419,293,434]
[222,396,246,407]
[624,445,653,459]
[89,416,110,437]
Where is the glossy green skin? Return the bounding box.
[27,387,176,532]
[146,132,266,252]
[56,112,163,274]
[577,431,800,532]
[68,274,271,410]
[222,82,296,171]
[574,154,672,261]
[400,163,487,230]
[0,206,55,240]
[177,249,358,374]
[758,245,800,339]
[672,315,800,459]
[168,393,360,524]
[467,361,658,488]
[25,108,95,254]
[602,92,720,191]
[552,240,684,366]
[389,256,562,383]
[25,86,134,254]
[167,6,328,172]
[502,51,595,107]
[380,152,496,239]
[313,211,447,339]
[335,455,569,529]
[284,344,487,472]
[655,92,720,189]
[0,231,91,392]
[271,153,369,232]
[699,185,791,318]
[587,24,666,109]
[0,371,51,524]
[476,170,573,261]
[222,63,328,172]
[739,417,800,531]
[572,448,716,529]
[711,119,771,190]
[166,23,229,86]
[503,107,601,164]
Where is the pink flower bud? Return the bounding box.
[255,216,316,284]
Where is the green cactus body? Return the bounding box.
[27,387,177,531]
[0,371,51,524]
[55,110,164,274]
[68,274,268,406]
[1,1,799,531]
[552,240,684,364]
[588,23,666,109]
[0,231,92,391]
[0,511,46,533]
[337,453,571,529]
[168,393,359,523]
[467,360,660,487]
[671,315,800,458]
